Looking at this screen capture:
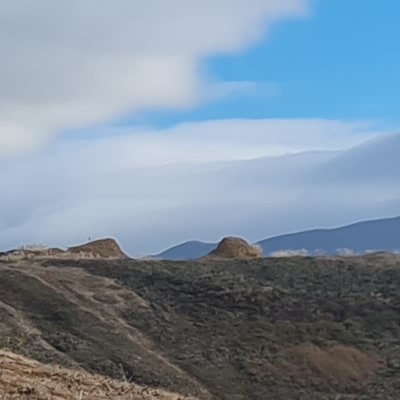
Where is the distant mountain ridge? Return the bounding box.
[154,241,216,260]
[154,215,400,260]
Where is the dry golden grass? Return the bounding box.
[0,351,195,400]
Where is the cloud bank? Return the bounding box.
[0,0,309,156]
[0,118,396,255]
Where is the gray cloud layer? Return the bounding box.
[0,119,397,255]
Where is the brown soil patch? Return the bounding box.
[278,343,384,387]
[0,350,195,400]
[208,237,262,259]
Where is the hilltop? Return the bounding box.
[1,255,400,399]
[207,237,262,259]
[67,238,128,259]
[0,238,128,261]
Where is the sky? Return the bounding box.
[1,0,400,255]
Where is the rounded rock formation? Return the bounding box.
[208,237,262,259]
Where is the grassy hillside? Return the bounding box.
[1,255,400,399]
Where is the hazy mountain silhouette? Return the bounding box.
[154,240,216,260]
[257,215,400,255]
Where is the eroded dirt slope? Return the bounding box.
[0,350,196,400]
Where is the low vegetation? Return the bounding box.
[1,254,400,399]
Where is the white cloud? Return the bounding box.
[0,0,310,156]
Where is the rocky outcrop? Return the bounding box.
[67,238,128,259]
[208,237,262,259]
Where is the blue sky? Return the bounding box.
[1,0,400,254]
[131,0,400,128]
